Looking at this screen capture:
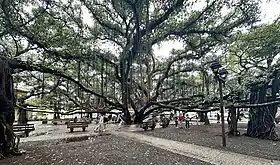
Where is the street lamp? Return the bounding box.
[218,68,228,82]
[210,61,228,147]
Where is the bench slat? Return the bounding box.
[14,129,34,132]
[67,124,88,126]
[13,126,34,128]
[13,124,35,132]
[13,127,35,130]
[67,122,88,125]
[67,126,87,128]
[67,122,88,129]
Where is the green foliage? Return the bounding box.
[0,0,265,118]
[228,22,280,72]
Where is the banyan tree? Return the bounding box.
[0,59,20,158]
[245,71,280,140]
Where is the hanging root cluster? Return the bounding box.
[0,95,21,159]
[246,106,278,141]
[0,60,22,159]
[0,115,21,159]
[245,78,279,141]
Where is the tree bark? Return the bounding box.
[0,60,20,158]
[246,79,278,140]
[120,59,132,124]
[134,111,144,124]
[121,81,131,124]
[228,106,239,136]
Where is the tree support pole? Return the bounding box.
[218,80,226,147]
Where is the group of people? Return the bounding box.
[173,113,192,129]
[94,113,118,132]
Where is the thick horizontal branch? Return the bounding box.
[4,57,123,109]
[233,99,280,108]
[151,102,220,113]
[18,106,121,116]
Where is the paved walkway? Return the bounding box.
[112,131,280,165]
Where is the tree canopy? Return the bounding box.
[0,0,268,123]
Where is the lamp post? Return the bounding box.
[210,61,228,147]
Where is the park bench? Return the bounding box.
[13,124,35,137]
[52,119,70,125]
[141,117,156,131]
[67,121,88,132]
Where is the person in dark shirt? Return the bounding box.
[217,113,220,123]
[185,114,190,129]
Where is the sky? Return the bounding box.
[153,0,280,58]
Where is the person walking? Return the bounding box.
[178,112,183,128]
[174,113,178,128]
[95,113,105,132]
[217,113,220,123]
[74,116,77,122]
[196,115,199,125]
[185,114,190,129]
[118,116,124,128]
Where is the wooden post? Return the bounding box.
[218,80,226,147]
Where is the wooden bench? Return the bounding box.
[52,119,70,125]
[13,124,35,137]
[141,118,156,131]
[67,122,88,132]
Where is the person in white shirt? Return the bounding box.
[95,113,105,132]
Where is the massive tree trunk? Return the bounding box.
[228,106,239,136]
[120,59,132,124]
[134,111,145,124]
[0,60,20,158]
[246,78,279,140]
[121,81,131,124]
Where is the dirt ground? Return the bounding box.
[2,121,280,164]
[0,135,212,165]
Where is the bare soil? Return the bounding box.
[0,134,213,165]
